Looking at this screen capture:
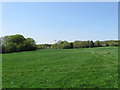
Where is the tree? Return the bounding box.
[5,42,17,53]
[22,38,36,51]
[26,38,36,45]
[73,41,81,48]
[1,36,10,46]
[8,34,25,45]
[51,40,71,49]
[1,34,37,53]
[105,43,109,46]
[69,42,73,48]
[89,40,94,47]
[80,41,88,48]
[94,40,101,47]
[16,43,25,51]
[56,40,64,49]
[51,43,58,49]
[61,41,71,49]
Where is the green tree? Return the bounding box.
[8,34,25,45]
[22,38,36,51]
[69,42,73,48]
[5,42,17,53]
[73,41,81,48]
[51,43,58,49]
[94,40,101,47]
[61,41,71,49]
[1,36,10,46]
[26,38,36,45]
[1,34,37,53]
[89,40,94,47]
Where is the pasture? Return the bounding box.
[2,47,118,88]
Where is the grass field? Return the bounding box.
[2,47,118,88]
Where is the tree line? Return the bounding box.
[0,34,36,53]
[37,44,51,49]
[0,34,119,53]
[37,40,119,49]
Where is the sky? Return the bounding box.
[2,2,118,44]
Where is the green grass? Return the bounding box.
[2,47,118,88]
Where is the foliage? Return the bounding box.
[73,41,81,48]
[51,40,71,49]
[22,38,36,51]
[1,34,119,52]
[37,44,51,49]
[5,42,17,53]
[94,40,101,47]
[1,34,36,53]
[8,34,25,45]
[51,40,119,49]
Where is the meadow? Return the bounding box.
[2,47,118,88]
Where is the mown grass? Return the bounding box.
[2,47,118,88]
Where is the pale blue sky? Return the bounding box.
[2,2,118,44]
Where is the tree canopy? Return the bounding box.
[0,34,36,53]
[0,34,119,53]
[50,40,119,49]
